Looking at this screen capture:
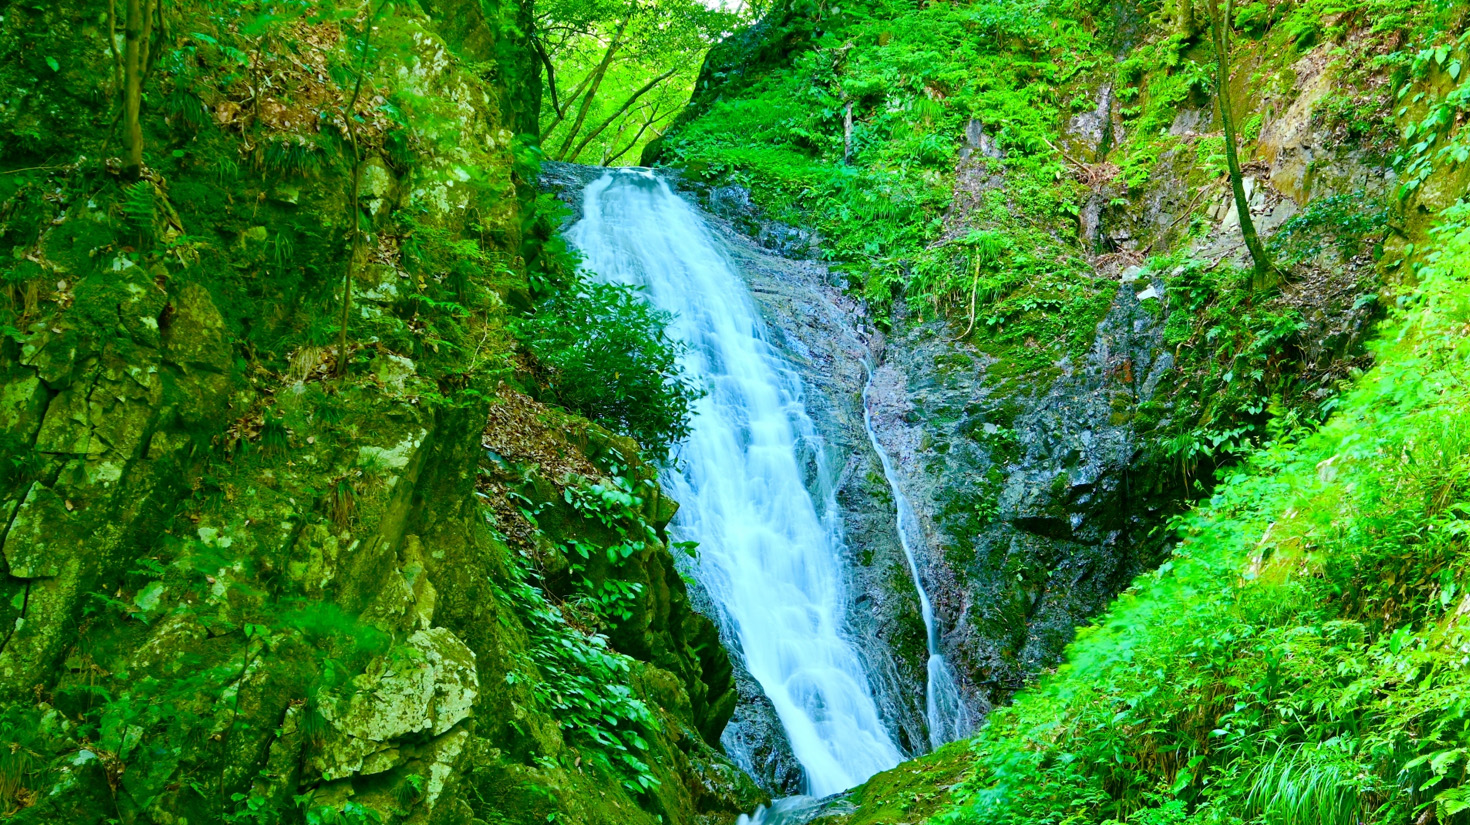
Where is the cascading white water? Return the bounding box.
[567,169,904,797]
[861,375,972,749]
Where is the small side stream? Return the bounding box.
[861,369,972,750]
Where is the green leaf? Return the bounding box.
[1388,625,1413,654]
[1439,786,1470,817]
[45,56,59,72]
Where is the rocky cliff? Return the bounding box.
[650,0,1412,784]
[0,3,758,823]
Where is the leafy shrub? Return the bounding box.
[501,555,662,796]
[518,280,701,456]
[929,187,1470,825]
[1267,192,1389,266]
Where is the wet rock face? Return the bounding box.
[867,281,1179,697]
[721,665,806,794]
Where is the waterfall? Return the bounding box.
[861,374,972,749]
[567,169,904,797]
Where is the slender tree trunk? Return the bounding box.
[122,0,148,178]
[107,0,124,95]
[1207,0,1277,288]
[544,71,596,136]
[337,2,380,377]
[563,66,676,163]
[533,36,563,118]
[843,100,854,164]
[553,14,631,161]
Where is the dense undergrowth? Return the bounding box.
[907,37,1470,823]
[930,193,1470,825]
[658,0,1463,465]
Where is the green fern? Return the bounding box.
[261,138,324,177]
[123,181,155,233]
[261,416,290,457]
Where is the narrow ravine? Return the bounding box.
[566,169,904,797]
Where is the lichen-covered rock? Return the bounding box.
[312,628,479,780]
[0,3,754,824]
[2,482,69,578]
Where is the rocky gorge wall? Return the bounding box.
[641,0,1423,803]
[0,3,759,824]
[540,162,927,795]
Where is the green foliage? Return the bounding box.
[300,800,384,825]
[1395,29,1470,200]
[0,0,709,820]
[661,0,1109,360]
[517,277,701,455]
[1136,244,1375,484]
[536,0,746,165]
[561,474,659,623]
[17,523,396,823]
[928,198,1470,825]
[1245,745,1366,825]
[123,181,156,233]
[1267,191,1389,267]
[489,465,683,796]
[259,137,326,177]
[500,557,662,796]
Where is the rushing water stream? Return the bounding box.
[567,168,961,803]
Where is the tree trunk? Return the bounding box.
[122,0,147,178]
[338,2,380,377]
[544,71,596,136]
[553,14,631,161]
[564,66,677,163]
[107,0,124,95]
[532,36,563,118]
[843,100,854,164]
[1207,0,1277,288]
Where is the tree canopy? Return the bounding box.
[534,0,748,165]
